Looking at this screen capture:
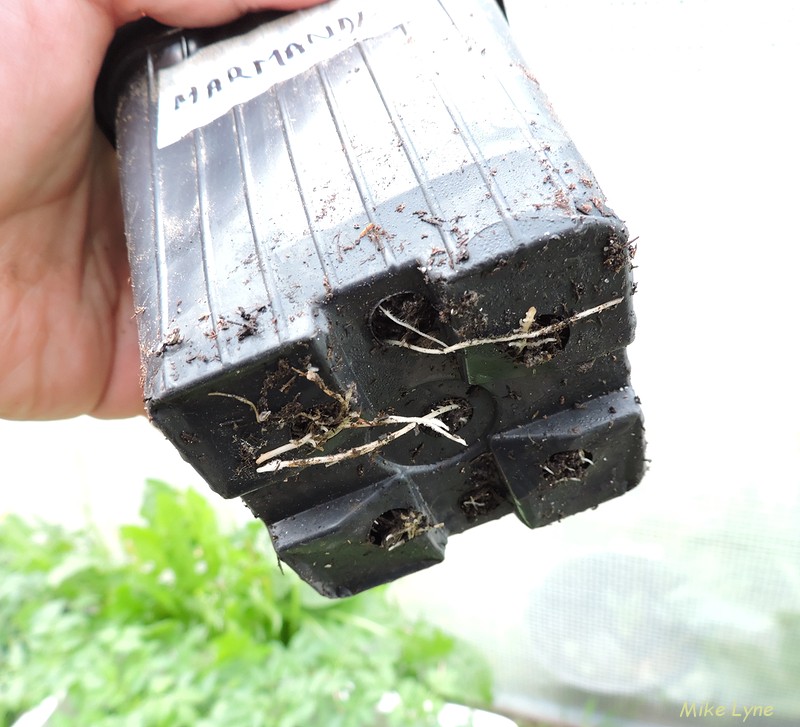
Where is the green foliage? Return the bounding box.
[0,481,491,727]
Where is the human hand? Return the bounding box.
[0,0,326,420]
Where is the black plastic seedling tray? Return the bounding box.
[97,0,645,597]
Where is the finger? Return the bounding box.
[106,0,329,29]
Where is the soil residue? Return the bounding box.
[368,508,435,550]
[459,453,505,521]
[603,236,637,273]
[540,449,593,486]
[258,358,350,443]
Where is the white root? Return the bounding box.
[386,522,444,551]
[207,392,270,423]
[256,404,466,473]
[223,297,625,476]
[258,421,416,472]
[254,433,315,464]
[509,305,540,353]
[381,297,624,355]
[376,305,448,348]
[376,408,467,446]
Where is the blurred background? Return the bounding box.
[2,1,799,725]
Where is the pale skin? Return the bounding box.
[0,0,326,421]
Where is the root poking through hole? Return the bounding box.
[207,392,270,423]
[460,453,505,521]
[368,508,443,550]
[379,298,623,356]
[507,310,570,366]
[540,449,594,486]
[430,397,473,436]
[212,366,468,474]
[256,403,466,473]
[460,488,503,521]
[371,292,440,346]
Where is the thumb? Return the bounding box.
[107,0,329,29]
